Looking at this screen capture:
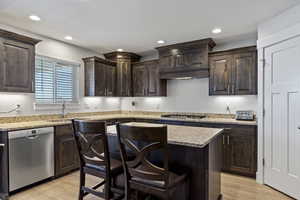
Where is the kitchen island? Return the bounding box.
[107,123,224,200]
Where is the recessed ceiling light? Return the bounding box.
[117,49,124,52]
[212,28,222,34]
[157,40,165,44]
[29,15,41,21]
[64,36,73,40]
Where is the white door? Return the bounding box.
[264,35,300,199]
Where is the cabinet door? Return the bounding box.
[133,65,147,96]
[95,62,106,96]
[55,125,79,177]
[106,65,116,96]
[0,131,8,198]
[232,52,257,95]
[117,59,132,96]
[209,55,232,95]
[146,62,160,96]
[221,129,231,172]
[0,39,34,93]
[225,127,257,177]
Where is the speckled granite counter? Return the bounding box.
[0,113,256,132]
[107,122,223,148]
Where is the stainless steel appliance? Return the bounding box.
[235,110,255,121]
[8,127,54,192]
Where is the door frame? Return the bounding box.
[257,22,300,184]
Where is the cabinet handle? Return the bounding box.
[227,84,230,95]
[223,135,225,145]
[227,136,230,145]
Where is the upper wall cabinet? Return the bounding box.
[132,60,167,97]
[156,39,216,79]
[209,46,257,95]
[104,52,141,97]
[0,29,40,93]
[83,56,116,97]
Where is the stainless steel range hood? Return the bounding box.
[156,38,215,79]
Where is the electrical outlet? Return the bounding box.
[16,105,21,112]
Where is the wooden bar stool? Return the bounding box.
[72,119,124,200]
[116,122,189,200]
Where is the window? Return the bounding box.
[35,55,79,103]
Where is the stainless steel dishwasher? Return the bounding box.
[8,127,54,192]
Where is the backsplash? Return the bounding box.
[121,79,258,114]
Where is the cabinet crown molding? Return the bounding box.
[82,56,116,66]
[0,28,41,45]
[104,52,141,62]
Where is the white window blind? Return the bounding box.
[35,55,78,103]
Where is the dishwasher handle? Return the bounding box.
[26,135,39,140]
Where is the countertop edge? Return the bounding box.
[0,115,257,132]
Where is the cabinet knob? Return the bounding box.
[298,126,300,130]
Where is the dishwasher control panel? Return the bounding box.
[8,127,54,139]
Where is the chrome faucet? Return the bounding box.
[62,101,66,118]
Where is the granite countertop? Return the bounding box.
[106,122,224,148]
[0,113,257,132]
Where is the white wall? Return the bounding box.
[0,24,120,117]
[258,3,300,40]
[121,79,257,114]
[122,37,258,114]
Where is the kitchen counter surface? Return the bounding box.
[0,113,257,132]
[107,122,223,148]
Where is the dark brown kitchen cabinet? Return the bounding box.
[54,125,79,177]
[132,64,147,96]
[0,29,40,93]
[209,55,232,95]
[222,126,257,177]
[0,130,8,199]
[104,52,141,97]
[83,56,116,97]
[156,39,216,79]
[209,46,257,95]
[132,60,167,97]
[116,58,132,96]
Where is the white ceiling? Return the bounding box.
[0,0,298,55]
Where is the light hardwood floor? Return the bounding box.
[10,172,294,200]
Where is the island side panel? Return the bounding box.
[208,134,222,200]
[0,131,9,200]
[167,144,208,200]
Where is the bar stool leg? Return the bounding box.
[79,170,86,200]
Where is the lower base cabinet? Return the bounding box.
[222,126,257,177]
[54,125,80,177]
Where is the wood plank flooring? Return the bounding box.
[10,172,294,200]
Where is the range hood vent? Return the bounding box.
[156,38,215,80]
